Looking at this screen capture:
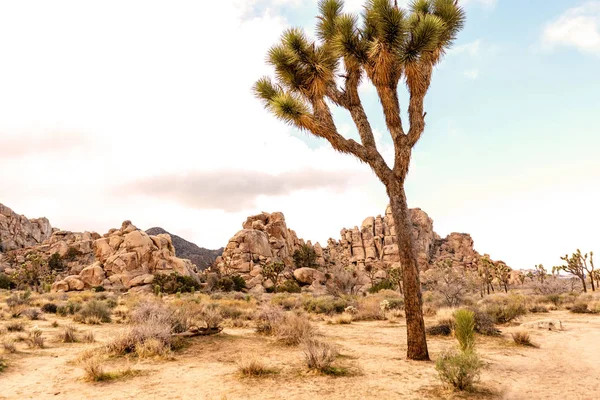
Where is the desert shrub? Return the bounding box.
[153,273,200,294]
[274,313,316,345]
[368,279,394,294]
[82,357,105,382]
[271,293,301,310]
[231,275,247,292]
[93,286,106,293]
[292,244,317,269]
[60,325,78,343]
[255,306,285,335]
[216,277,234,292]
[237,359,276,377]
[435,350,482,391]
[426,318,454,336]
[47,253,65,272]
[41,303,58,314]
[302,296,350,315]
[0,358,6,373]
[302,338,337,372]
[277,279,301,293]
[528,305,549,313]
[511,331,537,347]
[570,302,590,313]
[74,300,112,324]
[0,273,14,290]
[22,308,43,320]
[326,266,363,295]
[6,291,32,308]
[57,301,82,316]
[468,308,500,336]
[353,297,385,321]
[454,309,475,352]
[2,339,16,353]
[25,327,45,348]
[7,321,25,332]
[384,298,404,310]
[106,322,172,357]
[82,331,95,343]
[545,294,561,306]
[332,314,353,324]
[481,294,527,323]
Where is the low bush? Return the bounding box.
[481,294,527,323]
[41,303,58,314]
[271,294,301,310]
[277,280,301,293]
[153,273,201,294]
[353,297,385,321]
[57,301,82,316]
[511,331,537,347]
[2,340,16,353]
[274,313,316,346]
[435,350,482,391]
[255,306,285,335]
[570,302,590,314]
[0,273,14,290]
[25,327,45,349]
[529,305,549,314]
[0,358,6,373]
[82,331,95,343]
[237,359,277,377]
[302,296,350,315]
[469,308,500,336]
[302,338,337,373]
[426,318,454,336]
[106,322,172,358]
[368,279,394,294]
[74,301,112,324]
[7,321,25,332]
[60,325,78,343]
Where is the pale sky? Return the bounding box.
[1,0,598,270]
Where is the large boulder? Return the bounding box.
[293,267,327,285]
[0,203,52,251]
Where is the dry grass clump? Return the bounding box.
[25,327,45,349]
[82,331,95,343]
[528,305,549,313]
[82,357,141,382]
[22,308,44,320]
[331,313,353,325]
[353,297,385,321]
[469,308,500,336]
[237,359,277,377]
[7,321,25,332]
[423,304,439,317]
[106,322,172,358]
[60,325,78,343]
[2,339,17,353]
[271,293,302,310]
[255,306,285,335]
[275,313,316,346]
[570,302,592,314]
[511,331,538,348]
[302,338,338,373]
[74,300,112,324]
[435,350,482,391]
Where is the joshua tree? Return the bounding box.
[478,256,495,295]
[534,264,546,284]
[557,250,594,293]
[254,0,465,361]
[494,262,511,293]
[262,260,286,292]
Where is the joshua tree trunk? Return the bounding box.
[387,179,429,361]
[580,275,587,293]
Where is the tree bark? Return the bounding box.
[386,180,429,361]
[580,275,587,293]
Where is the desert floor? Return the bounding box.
[1,310,599,400]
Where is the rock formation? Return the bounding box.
[216,206,506,291]
[146,227,223,270]
[0,204,52,252]
[52,221,198,292]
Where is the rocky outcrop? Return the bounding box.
[215,212,326,289]
[145,227,223,270]
[51,221,198,292]
[0,204,52,252]
[327,207,438,271]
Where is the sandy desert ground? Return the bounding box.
[1,307,599,400]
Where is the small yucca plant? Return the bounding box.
[453,309,475,352]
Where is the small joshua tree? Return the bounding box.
[534,264,546,284]
[495,262,512,293]
[262,260,286,292]
[557,250,594,293]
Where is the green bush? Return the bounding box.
[153,273,200,294]
[545,294,560,306]
[41,303,58,314]
[57,301,82,316]
[0,273,14,289]
[454,309,475,352]
[48,253,65,272]
[231,275,247,292]
[435,350,482,391]
[482,295,527,323]
[277,280,301,293]
[302,296,350,315]
[216,277,234,292]
[292,244,317,269]
[63,247,82,261]
[469,307,500,336]
[368,279,394,294]
[74,300,112,324]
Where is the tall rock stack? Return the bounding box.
[215,212,325,290]
[327,207,439,271]
[0,204,53,252]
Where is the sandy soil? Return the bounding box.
[1,310,599,400]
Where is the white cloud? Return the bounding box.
[450,39,482,57]
[461,0,497,7]
[542,2,600,55]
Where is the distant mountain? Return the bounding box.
[145,227,223,270]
